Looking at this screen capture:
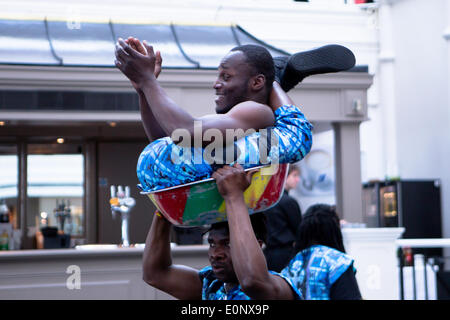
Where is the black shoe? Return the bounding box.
[273,55,289,84]
[275,44,356,92]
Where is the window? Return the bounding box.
[0,140,87,249]
[0,144,18,229]
[27,153,84,237]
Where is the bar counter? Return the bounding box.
[0,228,405,300]
[0,244,209,300]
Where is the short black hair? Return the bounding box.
[288,163,300,176]
[294,204,346,253]
[230,44,275,96]
[207,212,267,243]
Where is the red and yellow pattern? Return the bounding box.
[144,164,289,226]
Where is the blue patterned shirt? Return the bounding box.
[198,266,302,300]
[281,245,354,300]
[137,104,313,192]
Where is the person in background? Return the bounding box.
[281,203,362,300]
[263,163,302,272]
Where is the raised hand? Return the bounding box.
[114,38,160,89]
[212,163,257,198]
[154,49,162,79]
[126,37,146,54]
[126,37,162,78]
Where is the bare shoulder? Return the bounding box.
[196,101,274,134]
[230,101,272,114]
[228,101,275,127]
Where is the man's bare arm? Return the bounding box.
[115,39,274,144]
[138,91,167,141]
[213,165,295,300]
[142,215,202,300]
[269,81,296,112]
[122,38,167,141]
[138,80,274,144]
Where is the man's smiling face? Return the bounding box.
[213,50,253,114]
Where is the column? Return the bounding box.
[343,227,405,300]
[333,122,363,223]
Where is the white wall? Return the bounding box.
[386,0,450,262]
[391,0,448,179]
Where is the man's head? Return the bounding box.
[294,204,345,253]
[214,44,275,114]
[285,164,301,191]
[206,213,266,283]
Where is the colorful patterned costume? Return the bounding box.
[281,245,355,300]
[137,104,312,192]
[198,266,302,300]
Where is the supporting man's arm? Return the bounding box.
[142,214,202,300]
[212,164,296,300]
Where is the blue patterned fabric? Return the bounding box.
[137,104,312,192]
[198,266,302,300]
[281,245,354,300]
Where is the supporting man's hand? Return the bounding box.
[212,164,257,199]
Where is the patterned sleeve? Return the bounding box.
[198,266,214,300]
[324,250,354,286]
[271,104,313,164]
[198,265,213,280]
[269,270,303,300]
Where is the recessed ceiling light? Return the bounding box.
[56,138,65,144]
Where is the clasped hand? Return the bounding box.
[212,163,257,198]
[114,37,162,89]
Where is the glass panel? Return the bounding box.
[362,183,379,227]
[0,19,59,65]
[234,26,290,57]
[112,23,196,68]
[47,21,115,66]
[0,144,19,250]
[292,128,336,213]
[27,151,84,248]
[380,184,398,227]
[174,25,238,68]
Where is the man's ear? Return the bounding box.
[250,74,266,91]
